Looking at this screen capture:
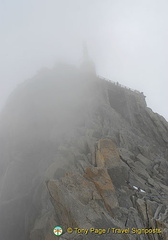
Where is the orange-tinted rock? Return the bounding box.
[84,167,118,210]
[96,139,121,168]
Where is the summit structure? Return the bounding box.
[80,42,96,75]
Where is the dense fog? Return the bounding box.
[0,0,168,120]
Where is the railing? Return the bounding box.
[98,75,142,95]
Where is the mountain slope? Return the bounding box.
[0,63,168,240]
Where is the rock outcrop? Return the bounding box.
[0,63,168,240]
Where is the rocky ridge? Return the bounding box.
[0,63,168,240]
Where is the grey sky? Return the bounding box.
[0,0,168,120]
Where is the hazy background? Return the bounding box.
[0,0,168,120]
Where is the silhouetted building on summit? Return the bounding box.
[80,43,96,75]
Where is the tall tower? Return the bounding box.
[81,42,96,75]
[83,42,89,62]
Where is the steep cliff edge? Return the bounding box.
[0,63,168,240]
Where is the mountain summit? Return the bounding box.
[0,62,168,240]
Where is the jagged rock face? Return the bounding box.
[96,139,121,168]
[0,64,168,240]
